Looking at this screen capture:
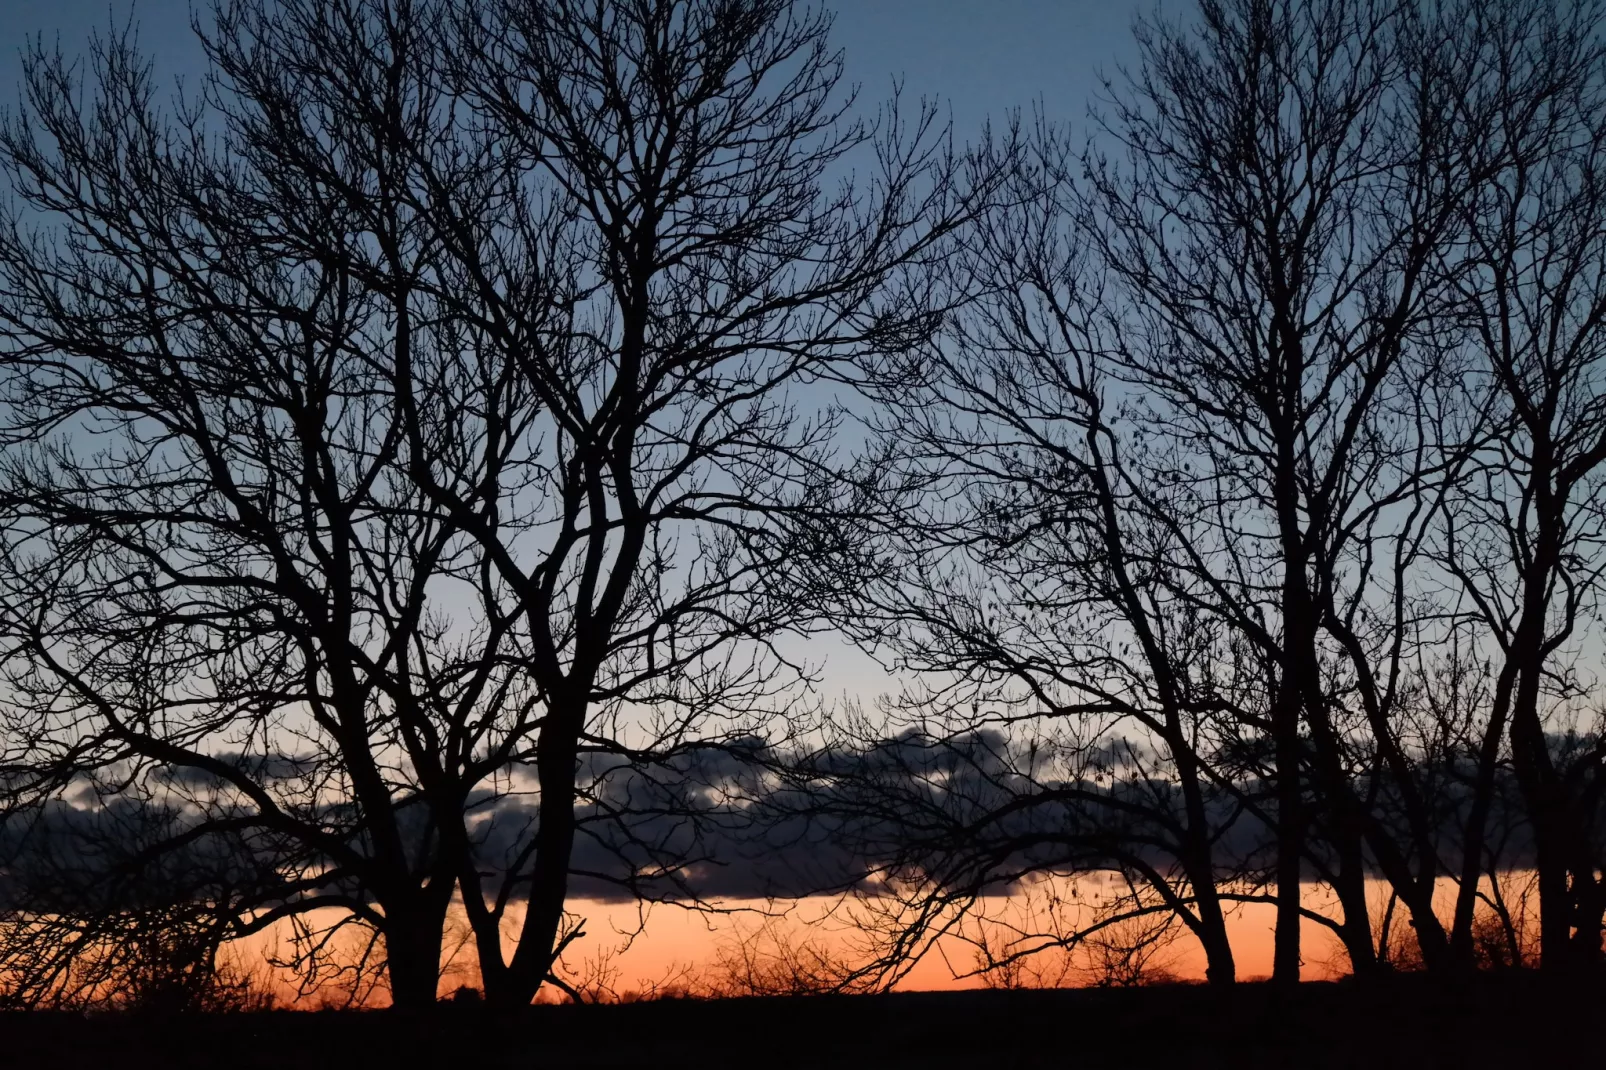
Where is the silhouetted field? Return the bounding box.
[0,974,1593,1069]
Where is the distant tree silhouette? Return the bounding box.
[690,915,866,996]
[965,879,1179,990]
[0,797,275,1010]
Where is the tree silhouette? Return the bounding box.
[0,0,987,1007]
[791,0,1606,990]
[1,0,1604,1011]
[1431,0,1606,975]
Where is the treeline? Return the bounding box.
[0,0,1601,1011]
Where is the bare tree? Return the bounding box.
[1075,0,1493,980]
[798,0,1489,990]
[0,0,985,1008]
[0,2,484,1005]
[418,0,991,1007]
[794,118,1252,986]
[1432,0,1606,974]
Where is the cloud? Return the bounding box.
[0,731,1555,920]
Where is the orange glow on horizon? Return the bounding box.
[236,885,1377,1009]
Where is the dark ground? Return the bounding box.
[0,974,1594,1068]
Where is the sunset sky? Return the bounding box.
[0,0,1178,998]
[6,0,1553,1007]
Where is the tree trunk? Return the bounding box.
[1449,664,1520,968]
[385,908,447,1010]
[1272,673,1305,987]
[1510,681,1570,973]
[480,701,584,1009]
[1178,786,1236,986]
[1196,899,1237,987]
[1178,762,1236,986]
[1273,553,1320,987]
[1571,863,1604,969]
[1332,848,1378,977]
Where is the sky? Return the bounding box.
[1,0,1171,713]
[0,0,1172,715]
[2,1,1161,135]
[0,0,1166,701]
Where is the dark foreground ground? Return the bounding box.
[0,974,1596,1069]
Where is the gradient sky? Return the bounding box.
[0,0,1182,779]
[3,1,1164,135]
[1,0,1168,707]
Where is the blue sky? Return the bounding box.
[3,1,1160,138]
[830,0,1151,132]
